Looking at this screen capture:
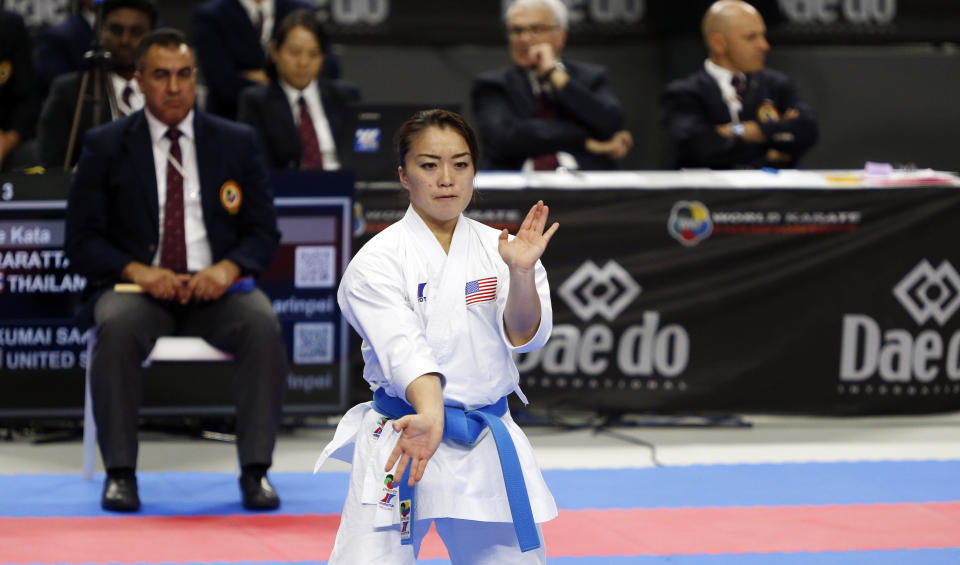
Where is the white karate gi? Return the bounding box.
[317,205,557,564]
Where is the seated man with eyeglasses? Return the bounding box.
[38,0,158,169]
[471,0,633,171]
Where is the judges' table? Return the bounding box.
[0,171,352,418]
[356,169,960,415]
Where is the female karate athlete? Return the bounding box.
[315,109,559,564]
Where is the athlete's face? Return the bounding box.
[399,126,475,234]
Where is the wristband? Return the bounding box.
[732,123,745,138]
[543,61,566,80]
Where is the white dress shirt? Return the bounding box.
[143,108,213,272]
[81,8,96,30]
[279,78,341,170]
[109,73,144,118]
[705,59,745,124]
[238,0,274,49]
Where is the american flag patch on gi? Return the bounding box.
[465,277,497,305]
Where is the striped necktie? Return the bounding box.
[160,128,187,273]
[532,81,560,171]
[298,96,324,170]
[119,85,134,116]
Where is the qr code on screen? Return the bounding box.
[295,245,335,288]
[293,322,334,365]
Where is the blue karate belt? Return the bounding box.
[372,387,540,552]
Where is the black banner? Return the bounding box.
[770,0,960,43]
[310,0,958,44]
[3,0,958,44]
[315,0,646,44]
[357,183,960,415]
[0,171,353,418]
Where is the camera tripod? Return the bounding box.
[63,0,121,170]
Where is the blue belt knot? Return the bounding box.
[372,387,539,552]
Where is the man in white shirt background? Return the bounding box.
[65,28,288,513]
[659,0,819,169]
[38,0,157,169]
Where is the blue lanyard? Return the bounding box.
[372,387,540,552]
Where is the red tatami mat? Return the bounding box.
[3,502,960,563]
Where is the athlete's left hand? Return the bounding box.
[498,200,559,272]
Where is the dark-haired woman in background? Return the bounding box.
[237,9,359,171]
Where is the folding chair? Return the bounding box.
[82,330,233,480]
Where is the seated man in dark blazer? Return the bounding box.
[193,0,316,119]
[237,10,359,171]
[34,0,96,90]
[65,29,288,513]
[471,0,633,171]
[660,0,818,169]
[38,0,157,169]
[0,9,40,172]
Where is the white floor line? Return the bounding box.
[2,412,958,474]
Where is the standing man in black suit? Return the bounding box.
[65,29,288,513]
[237,10,359,171]
[471,0,633,171]
[660,0,818,169]
[38,0,157,169]
[193,0,314,119]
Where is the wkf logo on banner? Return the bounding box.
[516,260,690,379]
[840,259,960,385]
[668,201,713,247]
